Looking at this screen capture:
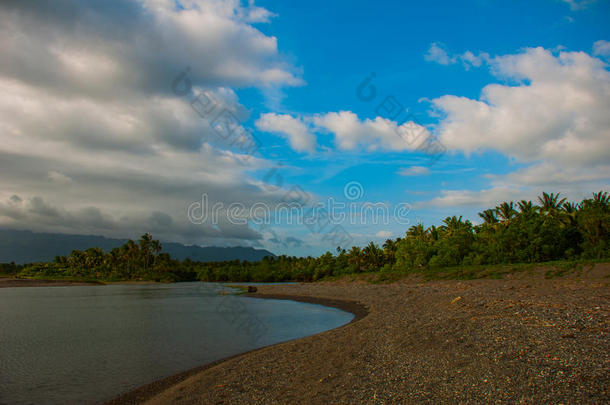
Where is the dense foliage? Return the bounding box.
[16,233,194,282]
[11,191,610,282]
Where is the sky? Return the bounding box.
[0,0,609,256]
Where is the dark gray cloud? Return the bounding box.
[0,0,300,247]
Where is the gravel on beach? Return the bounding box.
[114,270,609,404]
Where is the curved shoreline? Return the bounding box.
[104,293,368,405]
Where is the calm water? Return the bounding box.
[0,282,353,405]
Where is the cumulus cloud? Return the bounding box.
[0,0,301,94]
[375,230,393,239]
[0,0,302,247]
[313,111,431,152]
[254,110,432,153]
[423,44,610,210]
[434,46,610,167]
[255,113,317,153]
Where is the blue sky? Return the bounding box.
[237,0,610,253]
[0,0,609,255]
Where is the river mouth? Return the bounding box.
[0,282,354,405]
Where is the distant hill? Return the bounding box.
[0,229,275,264]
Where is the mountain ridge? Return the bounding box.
[0,229,275,264]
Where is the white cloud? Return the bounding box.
[313,111,431,152]
[255,113,317,153]
[375,230,393,239]
[255,110,433,153]
[423,162,610,209]
[460,50,490,68]
[422,188,520,208]
[423,44,610,211]
[424,42,455,65]
[241,0,278,23]
[434,46,610,168]
[593,40,610,58]
[398,166,430,176]
[424,43,489,69]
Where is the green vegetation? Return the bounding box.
[0,262,25,278]
[7,191,610,283]
[16,233,187,282]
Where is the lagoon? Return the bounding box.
[0,282,353,404]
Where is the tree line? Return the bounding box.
[10,191,610,282]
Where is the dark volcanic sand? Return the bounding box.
[108,265,609,405]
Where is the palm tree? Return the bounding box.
[592,191,610,207]
[69,250,85,269]
[440,216,470,237]
[538,192,566,215]
[347,246,363,272]
[517,200,537,217]
[407,223,427,239]
[562,201,578,214]
[363,242,383,270]
[478,209,498,225]
[382,239,397,263]
[151,239,162,267]
[428,225,440,242]
[139,233,153,270]
[495,202,516,223]
[123,240,138,276]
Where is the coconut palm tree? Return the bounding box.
[139,233,153,270]
[517,200,537,217]
[441,216,469,237]
[592,191,610,207]
[151,239,162,267]
[428,225,440,242]
[478,209,498,225]
[362,242,383,270]
[347,246,363,272]
[407,223,427,239]
[538,192,566,215]
[495,202,517,223]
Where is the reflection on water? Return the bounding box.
[0,282,352,405]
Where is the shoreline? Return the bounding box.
[0,277,167,288]
[138,276,608,404]
[0,277,104,288]
[105,293,369,405]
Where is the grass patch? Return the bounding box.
[324,259,606,284]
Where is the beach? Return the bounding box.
[107,265,609,404]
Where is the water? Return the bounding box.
[0,282,353,404]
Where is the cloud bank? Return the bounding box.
[0,0,302,246]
